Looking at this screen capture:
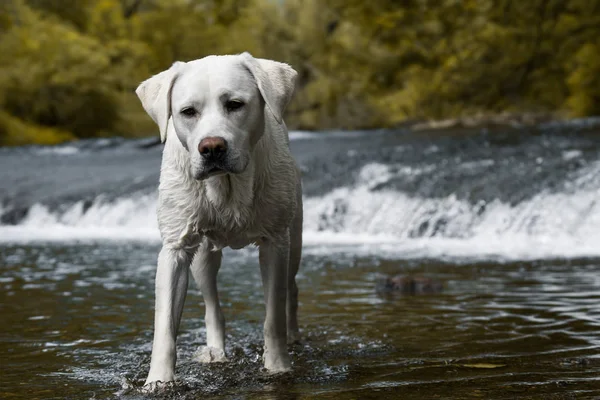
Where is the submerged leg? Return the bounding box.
[259,233,291,372]
[145,247,192,385]
[190,242,226,362]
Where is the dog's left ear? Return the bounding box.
[135,61,185,143]
[240,52,297,124]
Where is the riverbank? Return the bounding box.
[395,112,600,133]
[3,113,600,148]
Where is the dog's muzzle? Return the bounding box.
[194,136,232,180]
[198,137,228,162]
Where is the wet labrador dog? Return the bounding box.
[135,53,302,387]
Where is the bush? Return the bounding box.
[566,41,600,117]
[0,1,149,140]
[1,0,600,145]
[0,110,73,146]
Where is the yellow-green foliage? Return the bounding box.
[0,0,599,145]
[566,41,600,117]
[0,110,73,146]
[0,0,150,142]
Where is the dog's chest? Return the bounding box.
[173,201,258,251]
[201,229,257,250]
[193,188,260,251]
[159,157,290,252]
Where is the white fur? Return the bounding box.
[136,52,302,387]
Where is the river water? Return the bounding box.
[1,122,600,399]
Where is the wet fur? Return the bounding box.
[158,112,300,251]
[135,53,302,387]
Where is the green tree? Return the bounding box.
[0,0,150,144]
[2,0,600,145]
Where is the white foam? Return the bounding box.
[19,194,158,228]
[0,225,161,243]
[563,150,582,161]
[0,193,161,243]
[35,146,79,155]
[302,232,600,261]
[1,162,600,261]
[288,131,321,140]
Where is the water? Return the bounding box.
[2,122,600,398]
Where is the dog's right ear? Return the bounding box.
[135,62,185,143]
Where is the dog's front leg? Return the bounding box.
[145,247,192,386]
[259,232,291,372]
[190,242,227,363]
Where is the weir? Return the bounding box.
[1,127,599,259]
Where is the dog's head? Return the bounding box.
[135,52,297,180]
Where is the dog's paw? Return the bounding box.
[140,380,177,394]
[262,362,292,375]
[193,346,227,363]
[262,351,291,373]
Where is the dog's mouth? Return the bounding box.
[206,165,228,176]
[194,163,229,180]
[193,153,248,181]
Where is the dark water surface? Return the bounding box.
[2,124,600,399]
[2,243,600,399]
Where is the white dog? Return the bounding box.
[135,52,302,387]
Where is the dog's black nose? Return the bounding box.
[198,137,227,160]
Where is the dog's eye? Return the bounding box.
[225,100,244,112]
[180,107,197,117]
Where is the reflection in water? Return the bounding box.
[2,243,600,399]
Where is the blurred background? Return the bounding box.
[2,1,600,399]
[0,0,599,145]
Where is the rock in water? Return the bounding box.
[376,275,443,295]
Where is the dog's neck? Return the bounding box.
[203,161,255,209]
